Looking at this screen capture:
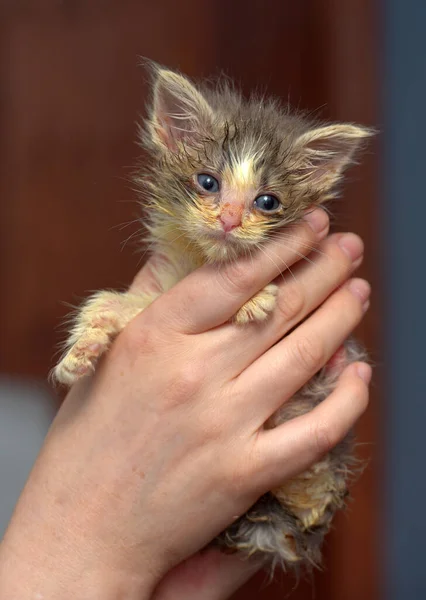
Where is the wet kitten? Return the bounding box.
[53,64,372,571]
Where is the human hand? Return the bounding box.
[0,208,371,600]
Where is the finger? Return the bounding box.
[237,278,370,419]
[150,208,329,334]
[212,231,364,376]
[254,361,371,491]
[152,547,261,600]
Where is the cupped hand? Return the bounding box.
[0,208,371,600]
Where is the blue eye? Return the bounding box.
[254,195,281,212]
[197,173,220,193]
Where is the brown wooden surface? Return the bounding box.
[0,1,382,598]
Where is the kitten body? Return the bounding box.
[53,65,371,571]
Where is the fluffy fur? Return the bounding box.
[53,64,372,570]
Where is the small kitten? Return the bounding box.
[53,64,372,571]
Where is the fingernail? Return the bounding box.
[347,278,371,304]
[352,255,364,270]
[303,208,329,234]
[338,233,364,262]
[357,363,372,384]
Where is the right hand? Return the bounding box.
[0,208,371,600]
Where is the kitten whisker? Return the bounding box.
[254,244,298,285]
[276,244,317,268]
[168,125,197,134]
[120,228,143,251]
[111,218,141,232]
[277,233,328,258]
[266,242,326,277]
[161,230,190,246]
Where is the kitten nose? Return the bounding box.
[220,216,240,232]
[219,204,243,232]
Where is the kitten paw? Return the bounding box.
[53,320,117,386]
[234,283,278,325]
[53,290,156,386]
[53,290,136,386]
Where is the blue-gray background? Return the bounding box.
[385,1,426,598]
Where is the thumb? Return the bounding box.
[128,253,170,295]
[152,548,261,600]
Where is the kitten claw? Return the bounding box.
[234,283,278,325]
[54,332,111,386]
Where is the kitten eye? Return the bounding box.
[197,173,220,193]
[254,194,281,213]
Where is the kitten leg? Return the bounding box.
[217,493,323,570]
[53,290,158,386]
[272,454,349,530]
[268,340,365,535]
[219,340,365,570]
[233,283,278,325]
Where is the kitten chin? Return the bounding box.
[187,217,276,264]
[196,238,260,264]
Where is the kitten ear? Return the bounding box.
[295,124,374,190]
[149,67,214,152]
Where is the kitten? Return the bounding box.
[53,64,372,571]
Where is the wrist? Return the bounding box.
[0,538,156,600]
[0,510,159,600]
[0,445,164,600]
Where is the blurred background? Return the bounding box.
[0,1,423,598]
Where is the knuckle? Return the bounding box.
[275,283,305,323]
[292,334,325,373]
[166,363,204,405]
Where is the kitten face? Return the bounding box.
[175,144,302,263]
[140,65,372,263]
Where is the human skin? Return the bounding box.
[0,208,371,600]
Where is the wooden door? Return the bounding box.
[0,1,382,598]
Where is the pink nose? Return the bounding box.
[220,216,240,232]
[219,205,242,232]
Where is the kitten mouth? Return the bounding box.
[193,226,253,262]
[204,227,237,241]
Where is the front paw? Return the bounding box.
[233,283,278,325]
[53,290,155,386]
[53,325,113,386]
[53,291,127,386]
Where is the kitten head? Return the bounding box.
[139,65,372,263]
